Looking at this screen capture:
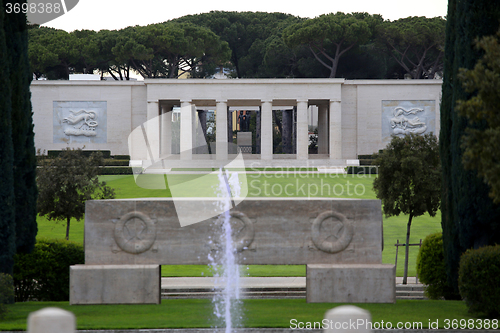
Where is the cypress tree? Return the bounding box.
[440,0,500,295]
[0,0,16,275]
[5,0,37,254]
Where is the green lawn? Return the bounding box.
[1,299,473,331]
[36,173,442,277]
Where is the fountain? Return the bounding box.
[209,168,243,332]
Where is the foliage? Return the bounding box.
[26,11,449,80]
[0,0,16,275]
[175,11,303,78]
[0,0,37,275]
[0,273,14,319]
[7,0,38,255]
[37,148,115,240]
[283,12,382,78]
[378,16,445,79]
[373,133,441,283]
[439,0,500,297]
[456,29,500,204]
[416,233,456,299]
[459,245,500,317]
[13,238,84,301]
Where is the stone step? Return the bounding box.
[396,284,426,292]
[161,285,428,300]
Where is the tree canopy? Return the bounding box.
[283,12,381,78]
[37,149,115,240]
[1,0,37,275]
[374,133,441,284]
[439,0,500,297]
[378,16,446,79]
[456,28,500,203]
[28,11,445,80]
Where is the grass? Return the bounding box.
[36,173,442,277]
[1,300,472,330]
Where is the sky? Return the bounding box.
[44,0,449,32]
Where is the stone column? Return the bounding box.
[329,100,342,160]
[260,100,273,161]
[296,100,308,160]
[160,105,172,157]
[144,100,160,162]
[216,100,228,161]
[318,104,329,154]
[180,100,194,160]
[256,108,261,154]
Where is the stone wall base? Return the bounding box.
[306,264,396,303]
[70,265,161,305]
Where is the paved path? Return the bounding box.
[162,276,421,289]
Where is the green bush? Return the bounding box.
[416,232,457,299]
[99,167,133,175]
[48,150,111,158]
[13,239,84,301]
[346,166,378,175]
[459,245,500,317]
[112,155,130,160]
[0,274,14,319]
[103,159,130,166]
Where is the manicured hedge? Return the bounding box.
[13,239,84,301]
[347,166,378,175]
[459,245,500,317]
[416,232,456,299]
[103,159,130,166]
[113,155,131,160]
[48,150,111,158]
[98,167,133,175]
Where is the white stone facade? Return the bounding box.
[31,79,442,166]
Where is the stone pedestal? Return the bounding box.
[70,265,160,305]
[237,132,252,153]
[306,264,395,303]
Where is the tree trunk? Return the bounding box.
[66,216,71,240]
[403,213,413,284]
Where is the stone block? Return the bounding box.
[84,198,383,265]
[306,264,395,303]
[70,265,160,305]
[237,132,252,146]
[27,307,75,333]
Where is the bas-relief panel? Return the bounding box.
[381,100,436,145]
[53,101,107,144]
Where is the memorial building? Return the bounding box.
[31,78,442,167]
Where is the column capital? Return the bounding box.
[216,99,227,104]
[261,100,273,104]
[296,99,309,104]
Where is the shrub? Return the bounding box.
[99,167,133,175]
[346,166,378,175]
[13,239,84,301]
[103,159,130,166]
[0,274,14,319]
[416,232,457,299]
[459,245,500,317]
